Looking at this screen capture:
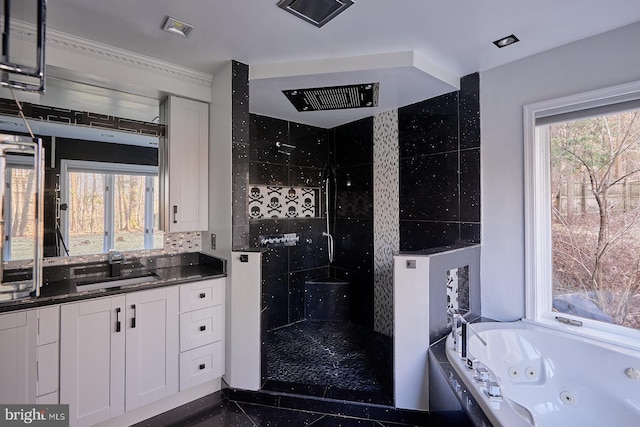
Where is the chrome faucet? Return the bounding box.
[108,250,126,277]
[447,308,487,359]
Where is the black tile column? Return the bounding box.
[398,73,480,251]
[231,61,250,250]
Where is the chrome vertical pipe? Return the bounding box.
[323,171,334,264]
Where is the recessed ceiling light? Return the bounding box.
[493,34,519,48]
[162,16,195,37]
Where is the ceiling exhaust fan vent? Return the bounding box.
[277,0,354,28]
[283,83,379,112]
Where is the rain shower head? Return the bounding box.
[283,83,379,112]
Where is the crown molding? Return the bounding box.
[10,19,213,88]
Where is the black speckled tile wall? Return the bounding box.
[334,117,374,167]
[231,61,250,145]
[459,73,480,151]
[335,165,373,219]
[289,122,330,168]
[263,273,288,330]
[231,61,250,250]
[289,267,329,323]
[248,112,333,331]
[400,153,459,222]
[398,72,480,251]
[460,147,480,222]
[331,117,375,329]
[249,114,289,163]
[399,91,459,158]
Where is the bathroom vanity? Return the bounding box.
[0,252,226,427]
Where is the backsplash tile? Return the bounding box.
[10,231,203,269]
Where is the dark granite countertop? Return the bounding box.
[0,252,226,313]
[396,242,480,257]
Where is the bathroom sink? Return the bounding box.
[76,272,159,291]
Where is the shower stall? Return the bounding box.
[249,115,392,405]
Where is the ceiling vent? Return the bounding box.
[277,0,354,28]
[283,83,379,112]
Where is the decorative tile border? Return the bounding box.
[248,185,318,219]
[373,110,399,337]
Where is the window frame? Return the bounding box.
[524,80,640,350]
[60,159,159,255]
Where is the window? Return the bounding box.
[60,160,162,256]
[4,156,37,261]
[525,81,640,346]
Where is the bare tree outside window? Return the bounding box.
[550,109,640,330]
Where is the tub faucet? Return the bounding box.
[447,308,487,359]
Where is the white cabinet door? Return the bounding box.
[0,310,37,404]
[60,296,126,427]
[162,95,209,232]
[125,286,179,411]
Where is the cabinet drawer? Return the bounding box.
[37,342,59,397]
[179,305,222,352]
[38,306,59,346]
[179,341,223,391]
[0,310,27,331]
[180,279,223,312]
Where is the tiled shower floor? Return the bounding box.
[265,321,394,405]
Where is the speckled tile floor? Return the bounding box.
[179,400,396,427]
[265,321,393,405]
[139,396,471,427]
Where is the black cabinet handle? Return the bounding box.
[199,364,205,370]
[116,308,121,333]
[173,205,178,224]
[200,325,206,332]
[131,304,137,328]
[199,292,206,299]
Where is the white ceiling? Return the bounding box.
[32,1,640,128]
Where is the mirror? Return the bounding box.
[0,76,164,260]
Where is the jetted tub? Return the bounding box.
[446,321,640,427]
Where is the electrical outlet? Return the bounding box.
[211,233,216,250]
